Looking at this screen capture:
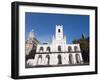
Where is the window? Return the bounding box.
[46,47,50,52]
[76,54,81,64]
[45,55,50,64]
[58,46,61,52]
[37,55,42,65]
[39,47,43,52]
[74,46,78,52]
[68,46,72,52]
[58,29,60,33]
[58,55,62,64]
[69,54,73,64]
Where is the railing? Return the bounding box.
[35,51,81,54]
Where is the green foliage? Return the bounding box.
[80,39,88,51]
[72,34,89,63]
[73,34,89,51]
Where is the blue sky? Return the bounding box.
[25,12,89,44]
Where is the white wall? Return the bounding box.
[0,0,99,81]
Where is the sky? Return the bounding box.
[25,12,89,44]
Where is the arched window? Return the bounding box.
[69,54,73,64]
[68,46,72,52]
[58,46,61,52]
[46,47,50,52]
[76,54,81,64]
[45,55,50,65]
[58,29,60,33]
[74,46,79,52]
[39,47,44,52]
[58,55,62,64]
[37,55,42,65]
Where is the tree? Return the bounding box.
[73,34,89,63]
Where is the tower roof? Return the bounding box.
[56,25,63,28]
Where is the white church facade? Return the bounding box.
[26,25,83,67]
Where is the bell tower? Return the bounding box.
[55,25,63,40]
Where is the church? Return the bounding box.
[26,25,83,67]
